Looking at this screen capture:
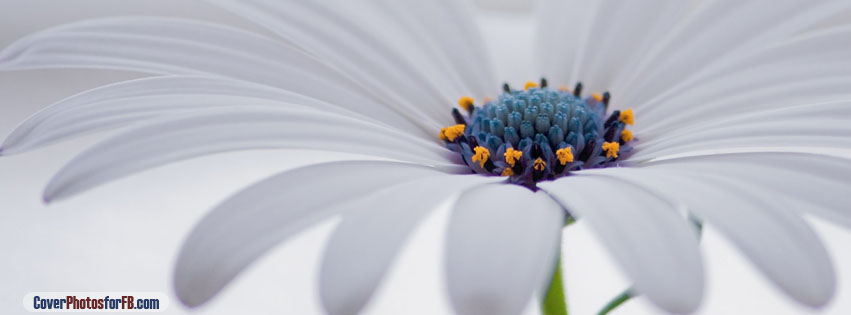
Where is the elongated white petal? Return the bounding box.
[627,100,851,161]
[319,174,500,315]
[44,108,462,201]
[209,0,487,125]
[390,0,498,97]
[585,164,835,307]
[637,51,851,135]
[626,76,851,161]
[539,175,703,313]
[446,184,564,315]
[552,0,696,94]
[616,2,851,104]
[0,17,438,134]
[639,153,851,230]
[633,25,851,115]
[357,0,497,99]
[174,161,448,307]
[535,0,602,86]
[0,75,411,155]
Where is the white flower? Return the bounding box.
[2,0,850,314]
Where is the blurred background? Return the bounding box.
[1,1,850,314]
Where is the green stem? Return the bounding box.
[596,217,704,315]
[597,290,632,315]
[542,257,568,315]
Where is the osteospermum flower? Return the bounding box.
[3,0,851,314]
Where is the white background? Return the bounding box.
[2,1,851,314]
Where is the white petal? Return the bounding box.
[633,26,851,134]
[319,174,500,315]
[547,0,696,94]
[209,0,489,125]
[638,71,851,135]
[615,2,851,104]
[44,108,462,201]
[0,75,417,154]
[633,25,851,117]
[174,161,449,306]
[368,0,498,98]
[628,100,851,161]
[446,184,564,315]
[0,17,438,134]
[639,153,851,230]
[539,175,703,313]
[535,0,602,86]
[586,164,836,307]
[404,0,498,97]
[625,76,851,161]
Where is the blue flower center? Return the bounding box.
[440,79,635,187]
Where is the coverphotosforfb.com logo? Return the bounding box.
[24,292,168,313]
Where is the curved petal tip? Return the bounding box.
[174,284,207,308]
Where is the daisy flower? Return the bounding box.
[2,1,851,314]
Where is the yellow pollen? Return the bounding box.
[533,158,546,171]
[524,81,538,90]
[439,124,466,141]
[504,148,523,167]
[619,108,634,126]
[483,97,493,103]
[621,129,634,142]
[602,141,620,158]
[558,85,570,92]
[592,93,602,102]
[458,96,474,112]
[472,146,491,168]
[501,168,514,176]
[556,147,574,165]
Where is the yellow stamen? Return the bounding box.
[504,148,523,167]
[619,108,634,126]
[592,93,602,102]
[439,124,466,141]
[621,129,634,142]
[556,147,574,165]
[472,146,491,168]
[458,96,474,112]
[533,158,546,171]
[602,141,620,158]
[524,81,538,90]
[501,168,514,176]
[558,85,570,92]
[483,97,493,103]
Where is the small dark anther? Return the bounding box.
[532,143,543,158]
[540,78,548,88]
[484,159,495,173]
[512,160,524,175]
[603,125,618,142]
[503,83,511,93]
[533,168,544,182]
[456,134,469,145]
[451,108,467,125]
[573,82,583,97]
[579,138,596,161]
[602,91,611,110]
[468,136,479,149]
[604,110,621,128]
[554,161,565,175]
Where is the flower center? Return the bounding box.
[440,79,635,187]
